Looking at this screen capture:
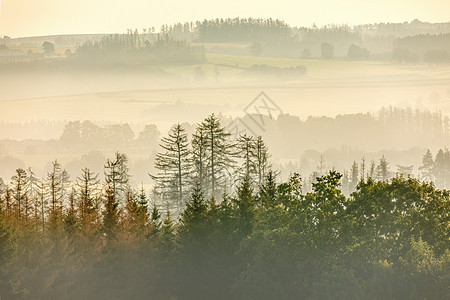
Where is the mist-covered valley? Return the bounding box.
[0,14,449,300]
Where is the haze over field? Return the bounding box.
[0,2,450,299]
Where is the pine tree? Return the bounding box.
[376,155,391,181]
[177,185,213,300]
[36,178,47,232]
[368,160,376,179]
[433,149,450,187]
[102,184,119,242]
[191,124,208,189]
[419,149,434,181]
[179,184,209,238]
[149,204,162,236]
[26,168,40,231]
[200,114,236,198]
[258,170,277,207]
[360,156,366,182]
[46,160,68,232]
[153,124,191,209]
[76,168,99,244]
[233,176,256,237]
[255,136,270,185]
[64,188,78,234]
[0,212,16,299]
[136,185,149,234]
[350,161,359,190]
[11,168,27,223]
[236,133,256,180]
[158,209,176,254]
[104,152,129,204]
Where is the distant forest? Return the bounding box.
[75,32,206,65]
[0,113,448,299]
[1,18,450,63]
[0,107,449,193]
[161,18,450,60]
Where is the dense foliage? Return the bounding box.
[0,116,448,299]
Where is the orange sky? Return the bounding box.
[1,0,449,37]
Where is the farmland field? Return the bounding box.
[1,54,449,138]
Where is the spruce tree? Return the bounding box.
[76,168,99,250]
[153,124,191,209]
[191,124,208,189]
[368,160,376,179]
[11,168,27,223]
[350,161,359,190]
[233,176,256,238]
[102,184,120,242]
[179,184,209,239]
[433,149,450,187]
[258,170,277,207]
[149,204,162,236]
[360,156,366,182]
[255,136,270,185]
[136,185,149,234]
[419,149,434,181]
[0,212,16,299]
[236,133,257,181]
[199,114,236,198]
[376,155,391,181]
[46,160,68,232]
[104,152,129,204]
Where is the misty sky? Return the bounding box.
[1,0,449,37]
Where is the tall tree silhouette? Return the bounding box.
[153,124,191,209]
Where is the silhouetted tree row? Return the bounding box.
[419,148,450,188]
[194,18,291,42]
[395,33,450,55]
[377,106,449,138]
[152,114,271,209]
[75,32,205,64]
[60,121,159,151]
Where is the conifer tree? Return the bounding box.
[199,114,236,198]
[102,185,120,242]
[46,160,68,232]
[11,168,27,223]
[153,124,191,209]
[233,176,256,237]
[0,212,16,299]
[179,184,209,240]
[368,160,376,179]
[255,136,270,185]
[419,149,434,181]
[191,124,208,189]
[104,152,129,204]
[76,168,99,244]
[3,187,12,223]
[149,204,162,236]
[376,155,391,181]
[236,134,257,181]
[135,185,149,234]
[64,188,78,234]
[350,161,359,190]
[433,149,450,187]
[177,185,213,300]
[258,170,277,207]
[36,178,46,232]
[360,156,366,182]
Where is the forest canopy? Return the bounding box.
[0,114,448,299]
